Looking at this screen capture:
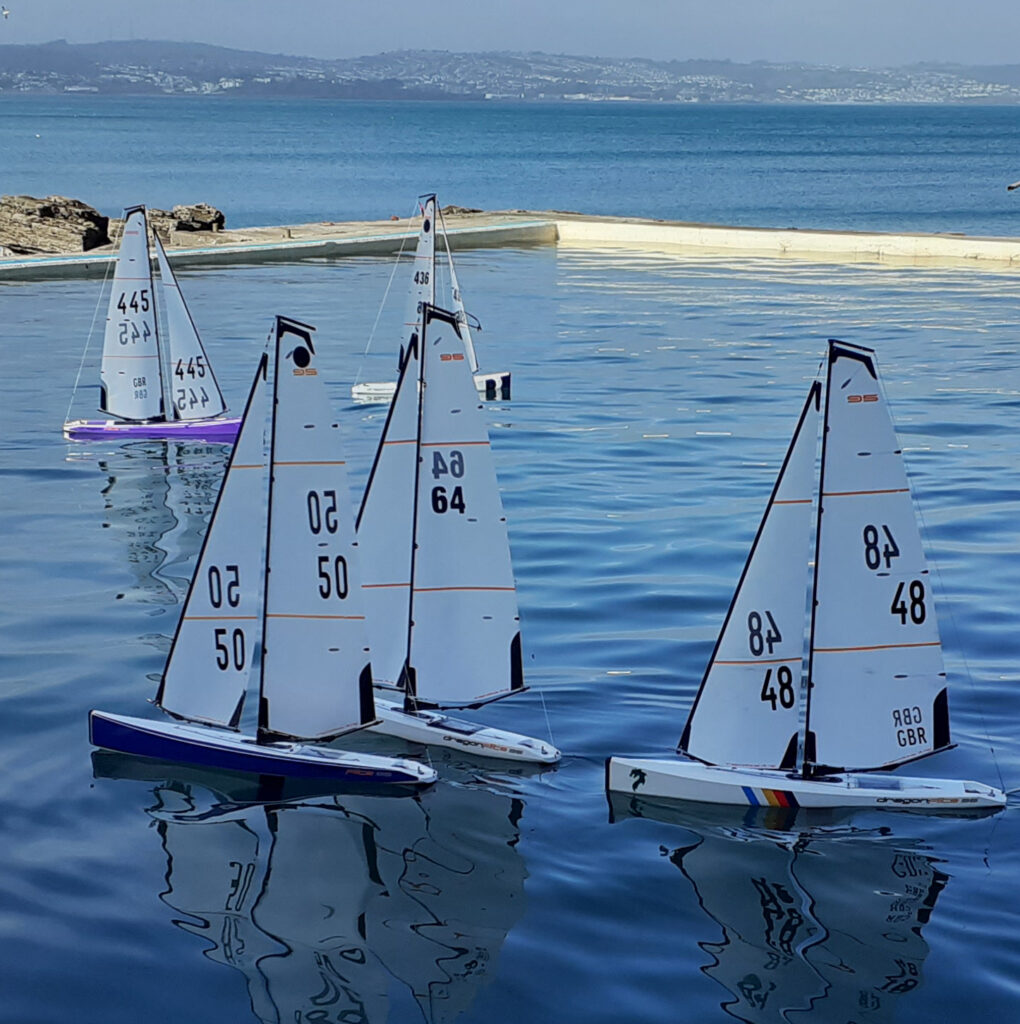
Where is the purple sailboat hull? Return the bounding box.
[64,416,242,442]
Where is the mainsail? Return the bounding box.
[402,305,523,708]
[258,318,375,741]
[805,341,951,774]
[99,206,163,421]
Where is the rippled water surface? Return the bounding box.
[2,243,1020,1023]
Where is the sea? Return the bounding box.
[2,97,1020,1023]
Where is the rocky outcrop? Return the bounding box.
[0,194,110,254]
[110,203,226,244]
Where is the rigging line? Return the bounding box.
[538,687,556,749]
[65,216,123,422]
[353,196,419,386]
[917,490,1007,792]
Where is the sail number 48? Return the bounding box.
[760,665,795,710]
[747,610,781,656]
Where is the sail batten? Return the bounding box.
[680,382,819,768]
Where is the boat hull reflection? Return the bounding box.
[94,753,528,1024]
[610,794,950,1024]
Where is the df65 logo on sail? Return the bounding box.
[846,393,878,404]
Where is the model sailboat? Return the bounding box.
[64,205,241,442]
[356,302,559,763]
[607,340,1004,811]
[89,315,437,787]
[351,194,511,403]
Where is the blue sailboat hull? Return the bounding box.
[89,710,436,787]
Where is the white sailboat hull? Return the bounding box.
[606,756,1006,812]
[90,711,437,787]
[369,698,559,764]
[352,370,511,404]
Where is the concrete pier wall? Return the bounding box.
[2,212,1019,282]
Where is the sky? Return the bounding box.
[2,0,1020,67]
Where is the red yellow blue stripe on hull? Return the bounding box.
[742,785,799,808]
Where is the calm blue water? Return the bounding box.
[2,101,1020,1023]
[2,97,1020,235]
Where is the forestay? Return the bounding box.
[680,384,819,769]
[356,338,420,686]
[155,355,269,727]
[100,206,163,421]
[404,305,523,707]
[259,318,374,741]
[441,220,480,373]
[806,341,950,773]
[153,233,227,422]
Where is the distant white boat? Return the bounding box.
[64,204,241,442]
[90,315,436,788]
[607,339,1005,812]
[351,194,511,403]
[357,302,558,763]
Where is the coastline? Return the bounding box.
[3,209,1020,281]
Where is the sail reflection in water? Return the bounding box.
[612,798,946,1023]
[104,763,527,1024]
[87,441,228,604]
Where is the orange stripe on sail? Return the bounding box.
[773,498,812,505]
[823,488,909,497]
[814,641,941,653]
[363,582,410,589]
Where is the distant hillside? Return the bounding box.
[2,40,1020,103]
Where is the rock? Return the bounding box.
[441,204,482,215]
[171,203,225,232]
[0,194,110,254]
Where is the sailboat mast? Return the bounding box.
[256,318,286,739]
[399,322,428,711]
[802,344,835,778]
[134,207,170,421]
